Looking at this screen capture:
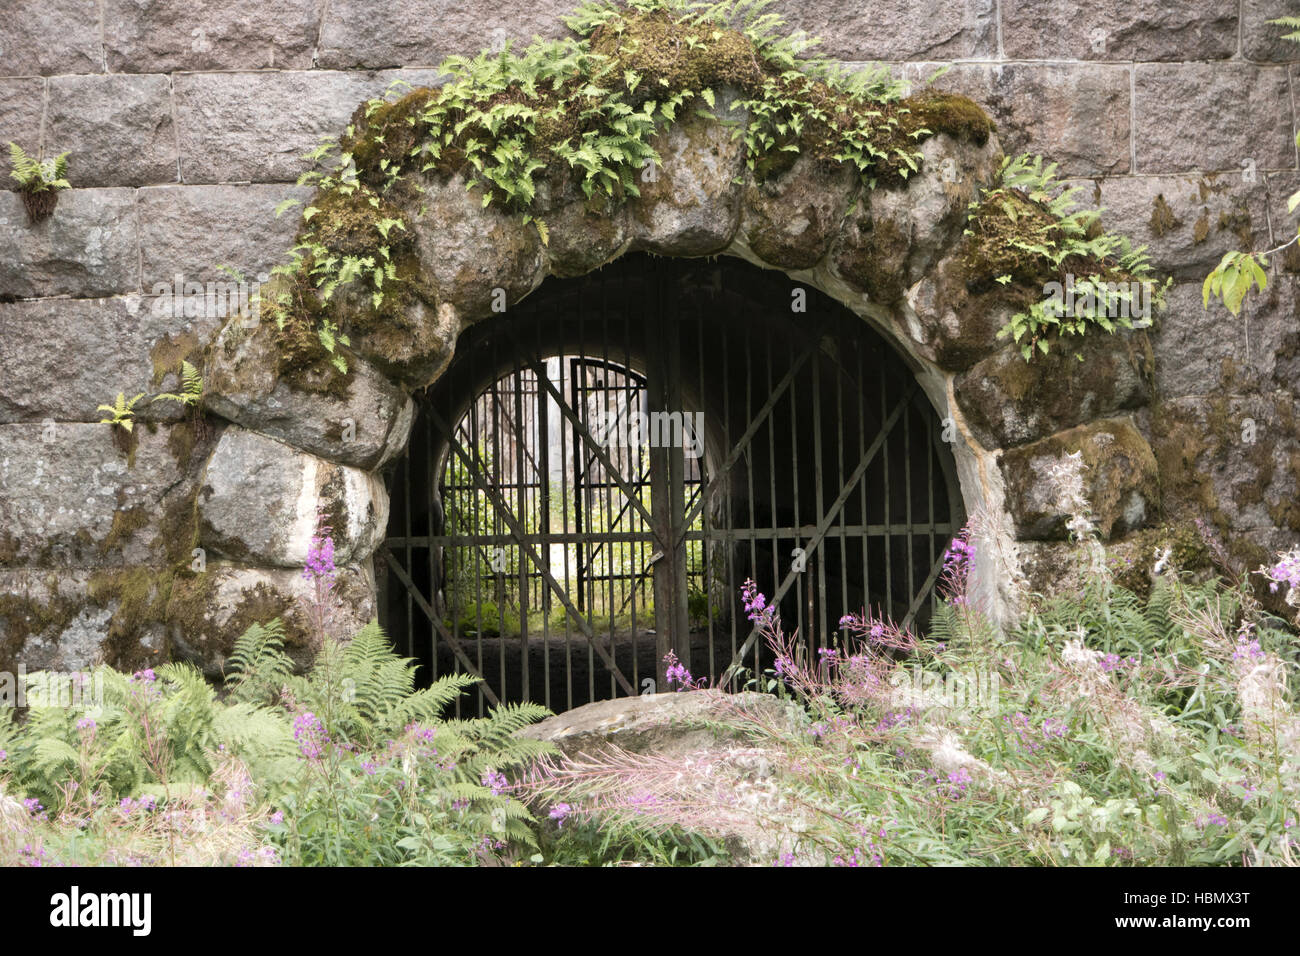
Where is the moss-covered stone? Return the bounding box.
[1000,416,1159,540]
[954,331,1151,449]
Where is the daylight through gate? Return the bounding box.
[379,254,964,714]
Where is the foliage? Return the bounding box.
[267,0,990,376]
[97,391,145,432]
[520,527,1300,866]
[0,619,555,867]
[7,142,70,193]
[964,153,1169,359]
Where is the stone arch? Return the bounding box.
[190,90,1159,670]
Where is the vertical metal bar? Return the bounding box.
[903,385,914,623]
[835,318,849,633]
[880,366,892,619]
[558,351,574,712]
[514,362,530,703]
[926,411,936,622]
[537,309,551,710]
[764,321,779,680]
[811,332,828,649]
[858,339,870,621]
[742,293,759,680]
[788,323,803,645]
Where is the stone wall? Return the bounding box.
[1,0,1297,672]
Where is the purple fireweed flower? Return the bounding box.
[269,810,285,825]
[131,668,156,684]
[740,579,775,626]
[482,769,508,795]
[303,527,337,585]
[1232,633,1265,662]
[292,711,329,761]
[663,650,695,689]
[548,803,572,828]
[76,717,96,734]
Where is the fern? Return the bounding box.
[8,142,71,193]
[965,153,1170,359]
[150,360,203,409]
[96,392,145,431]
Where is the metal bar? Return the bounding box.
[383,550,500,706]
[812,337,828,650]
[428,390,637,696]
[902,549,947,630]
[675,337,819,550]
[722,383,919,686]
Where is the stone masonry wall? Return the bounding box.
[0,1,1297,672]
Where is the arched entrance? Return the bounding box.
[378,254,963,712]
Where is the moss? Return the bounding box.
[1268,450,1300,533]
[1217,208,1254,251]
[226,583,312,651]
[166,417,199,467]
[156,485,202,568]
[166,575,312,666]
[258,275,355,401]
[1282,241,1300,274]
[1108,523,1214,597]
[1192,213,1209,244]
[99,506,150,555]
[1149,194,1179,237]
[86,567,172,670]
[0,582,82,669]
[161,570,217,639]
[833,213,909,303]
[0,530,19,565]
[906,91,994,146]
[150,331,202,388]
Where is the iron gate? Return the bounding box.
[379,254,963,714]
